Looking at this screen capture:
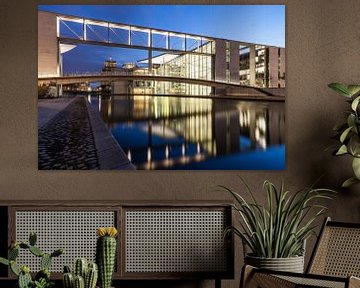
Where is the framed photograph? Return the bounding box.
[38,5,285,170]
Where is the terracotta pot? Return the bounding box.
[245,254,305,273]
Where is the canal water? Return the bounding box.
[89,95,285,170]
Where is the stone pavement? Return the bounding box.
[84,98,135,170]
[38,97,76,129]
[38,96,135,170]
[38,97,100,170]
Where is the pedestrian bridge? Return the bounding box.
[38,72,279,97]
[39,71,240,87]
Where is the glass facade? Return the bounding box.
[255,45,267,88]
[153,41,214,96]
[239,45,250,85]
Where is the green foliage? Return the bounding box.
[19,271,32,288]
[329,83,360,187]
[222,178,335,258]
[0,257,9,266]
[32,278,54,288]
[63,259,98,288]
[29,233,37,246]
[96,236,117,288]
[29,246,44,257]
[0,233,64,288]
[85,263,98,288]
[74,276,85,288]
[74,258,88,279]
[40,254,52,270]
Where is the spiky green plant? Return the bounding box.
[96,227,118,288]
[0,232,63,288]
[63,260,98,288]
[222,179,335,258]
[328,83,360,187]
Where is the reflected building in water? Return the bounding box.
[92,95,285,169]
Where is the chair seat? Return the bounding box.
[277,275,346,288]
[242,265,360,288]
[241,218,360,288]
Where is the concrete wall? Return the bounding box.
[112,81,129,94]
[38,11,58,76]
[1,1,360,288]
[268,47,279,87]
[229,41,240,84]
[214,39,226,82]
[279,48,286,87]
[249,45,256,86]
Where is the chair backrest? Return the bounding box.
[307,217,360,277]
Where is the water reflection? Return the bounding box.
[91,95,285,170]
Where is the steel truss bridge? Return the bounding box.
[38,11,285,99]
[55,13,260,55]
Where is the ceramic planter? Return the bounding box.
[245,254,305,273]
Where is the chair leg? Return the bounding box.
[240,265,296,288]
[240,265,255,288]
[349,276,360,288]
[215,278,221,288]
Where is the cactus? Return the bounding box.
[9,246,19,260]
[10,260,20,276]
[63,260,98,288]
[0,233,64,288]
[63,272,74,288]
[41,253,52,270]
[85,263,98,288]
[29,245,44,257]
[96,227,118,288]
[29,232,37,246]
[35,268,51,281]
[64,265,72,273]
[73,275,85,288]
[51,248,64,258]
[74,258,88,279]
[0,257,9,266]
[19,243,30,249]
[18,270,32,288]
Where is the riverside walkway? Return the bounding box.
[38,96,135,170]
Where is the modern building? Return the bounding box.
[38,11,285,96]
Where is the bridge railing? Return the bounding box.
[38,70,246,87]
[38,70,219,82]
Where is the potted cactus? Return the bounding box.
[62,258,98,288]
[0,232,63,288]
[96,227,118,288]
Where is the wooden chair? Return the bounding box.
[241,217,360,288]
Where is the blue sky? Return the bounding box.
[39,5,285,73]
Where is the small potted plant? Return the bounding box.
[221,179,335,273]
[0,232,64,288]
[328,83,360,187]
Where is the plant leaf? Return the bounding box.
[0,257,9,266]
[340,126,353,143]
[347,114,356,128]
[336,145,348,155]
[349,135,360,157]
[347,85,360,97]
[342,177,360,188]
[351,96,360,111]
[328,83,351,97]
[352,157,360,179]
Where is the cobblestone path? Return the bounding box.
[38,97,100,170]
